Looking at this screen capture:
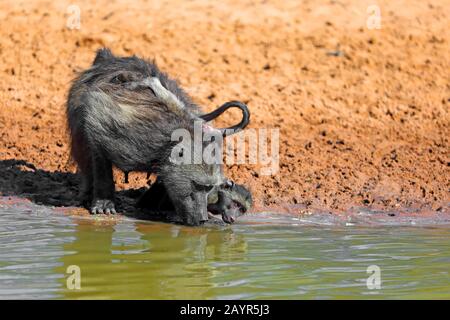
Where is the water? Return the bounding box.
[0,198,449,299]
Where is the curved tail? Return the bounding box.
[200,101,250,137]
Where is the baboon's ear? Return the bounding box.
[93,48,114,65]
[111,72,135,84]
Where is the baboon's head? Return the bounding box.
[160,131,226,226]
[208,182,253,224]
[160,162,224,226]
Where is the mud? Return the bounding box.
[0,1,449,217]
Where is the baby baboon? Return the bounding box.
[207,181,252,224]
[67,48,249,225]
[137,179,252,224]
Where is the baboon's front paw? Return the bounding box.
[90,199,117,214]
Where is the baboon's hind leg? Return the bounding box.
[70,129,94,208]
[91,153,116,214]
[79,166,93,207]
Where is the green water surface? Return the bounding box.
[0,200,449,299]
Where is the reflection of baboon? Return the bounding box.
[66,48,249,225]
[56,219,117,299]
[58,219,248,299]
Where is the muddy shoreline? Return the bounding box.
[2,195,450,227]
[0,1,448,217]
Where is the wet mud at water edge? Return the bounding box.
[0,159,203,225]
[1,197,449,299]
[0,0,449,216]
[1,159,449,226]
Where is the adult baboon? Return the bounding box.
[67,48,249,225]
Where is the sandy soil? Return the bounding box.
[0,0,448,216]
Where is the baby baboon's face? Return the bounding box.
[208,182,252,224]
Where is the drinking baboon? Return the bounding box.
[67,48,249,225]
[137,179,252,224]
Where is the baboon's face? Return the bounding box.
[207,182,252,224]
[161,163,223,226]
[218,191,241,224]
[208,190,247,224]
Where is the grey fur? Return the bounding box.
[141,74,253,223]
[67,48,227,225]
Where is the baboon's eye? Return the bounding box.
[111,74,125,84]
[235,201,246,214]
[202,185,214,193]
[111,72,135,84]
[192,181,214,193]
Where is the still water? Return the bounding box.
[0,198,449,299]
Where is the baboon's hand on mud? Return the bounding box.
[90,199,117,214]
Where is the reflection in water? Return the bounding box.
[58,220,248,299]
[0,198,449,299]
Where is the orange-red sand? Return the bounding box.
[0,0,448,216]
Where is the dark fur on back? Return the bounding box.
[68,48,205,172]
[67,48,224,225]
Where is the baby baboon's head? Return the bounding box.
[208,181,253,224]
